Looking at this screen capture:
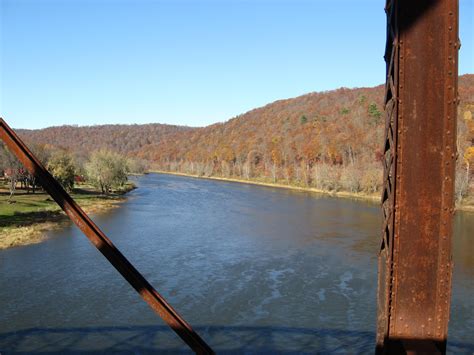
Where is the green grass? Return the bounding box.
[0,181,135,229]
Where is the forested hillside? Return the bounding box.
[138,84,386,191]
[18,123,191,162]
[16,74,474,205]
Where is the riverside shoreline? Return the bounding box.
[151,170,381,203]
[152,170,474,213]
[0,183,135,250]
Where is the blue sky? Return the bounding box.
[1,0,473,130]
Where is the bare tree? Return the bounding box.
[1,145,22,201]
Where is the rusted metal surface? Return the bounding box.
[377,0,459,353]
[0,118,214,354]
[377,0,399,346]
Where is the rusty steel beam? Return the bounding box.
[377,0,459,353]
[0,118,214,354]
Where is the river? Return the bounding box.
[1,173,473,353]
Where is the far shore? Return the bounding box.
[0,182,135,250]
[151,170,474,213]
[151,170,381,203]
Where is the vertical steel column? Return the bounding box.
[377,0,459,353]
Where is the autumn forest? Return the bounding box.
[14,74,474,206]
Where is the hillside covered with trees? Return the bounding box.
[9,74,474,206]
[17,123,191,162]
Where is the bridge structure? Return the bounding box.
[377,1,459,353]
[0,0,460,353]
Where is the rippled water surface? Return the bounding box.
[1,174,473,353]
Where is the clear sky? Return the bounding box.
[1,0,473,130]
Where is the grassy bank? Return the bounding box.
[0,182,135,250]
[151,170,381,203]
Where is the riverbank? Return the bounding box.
[152,170,474,213]
[0,182,135,250]
[151,170,381,203]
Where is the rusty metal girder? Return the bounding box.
[0,118,214,354]
[377,0,459,353]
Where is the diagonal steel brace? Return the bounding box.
[0,118,214,354]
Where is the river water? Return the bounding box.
[1,173,473,353]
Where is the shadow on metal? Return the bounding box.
[0,118,214,354]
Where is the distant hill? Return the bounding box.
[18,123,191,160]
[135,84,387,170]
[17,74,474,203]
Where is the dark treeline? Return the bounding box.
[15,74,474,204]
